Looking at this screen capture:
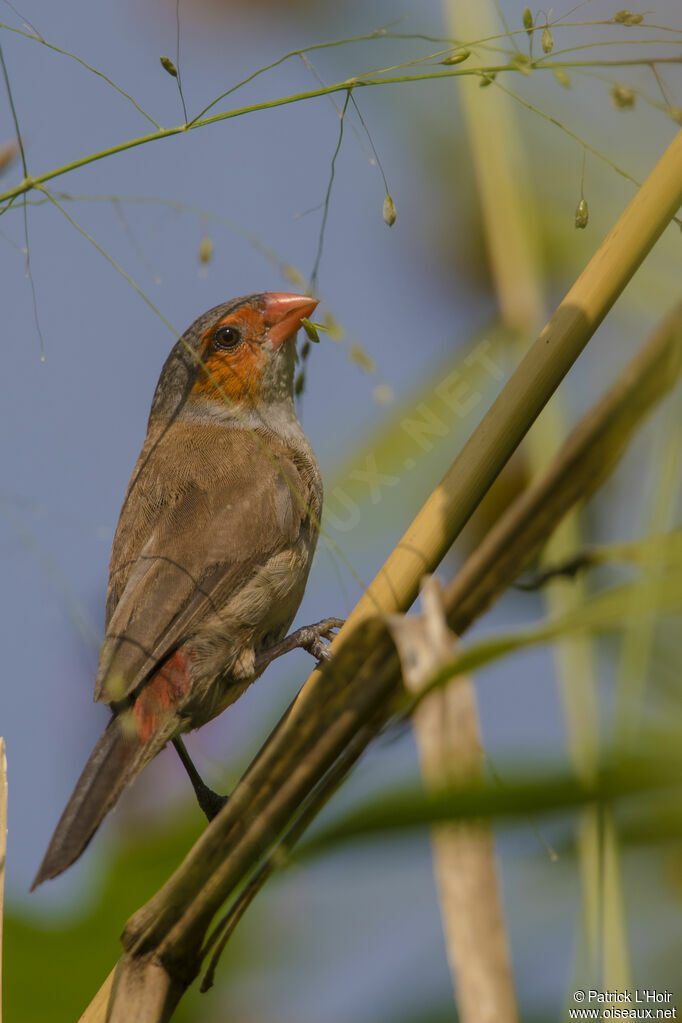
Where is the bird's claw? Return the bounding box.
[299,617,345,666]
[254,617,345,673]
[307,637,333,664]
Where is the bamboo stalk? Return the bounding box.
[82,135,682,1020]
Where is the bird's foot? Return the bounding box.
[254,617,345,671]
[291,617,346,664]
[195,784,229,823]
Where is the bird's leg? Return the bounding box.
[172,737,228,822]
[254,616,345,672]
[173,619,344,819]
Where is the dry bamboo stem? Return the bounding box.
[415,681,517,1023]
[389,582,518,1023]
[79,969,116,1023]
[428,3,542,1016]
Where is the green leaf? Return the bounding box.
[300,748,682,855]
[349,344,376,373]
[593,530,682,569]
[419,570,682,696]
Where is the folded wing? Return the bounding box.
[95,425,311,704]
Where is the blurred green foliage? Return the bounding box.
[4,815,205,1022]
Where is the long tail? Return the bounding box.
[31,715,155,889]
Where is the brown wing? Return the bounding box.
[94,423,310,704]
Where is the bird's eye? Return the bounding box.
[213,325,242,351]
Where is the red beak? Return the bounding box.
[262,293,319,349]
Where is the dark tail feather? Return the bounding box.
[32,716,148,889]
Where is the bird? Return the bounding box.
[33,291,341,889]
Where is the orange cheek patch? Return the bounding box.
[195,347,266,404]
[190,310,266,406]
[133,647,193,743]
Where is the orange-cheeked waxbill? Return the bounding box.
[33,292,334,888]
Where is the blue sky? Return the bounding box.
[1,1,681,1019]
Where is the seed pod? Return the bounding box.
[522,7,533,33]
[383,193,397,227]
[574,198,589,229]
[479,72,496,87]
[511,53,533,75]
[198,236,213,264]
[0,140,19,175]
[349,345,376,373]
[324,312,344,340]
[301,339,311,360]
[294,371,305,398]
[160,56,178,77]
[441,49,471,65]
[553,68,571,88]
[613,10,644,25]
[301,318,321,344]
[541,27,553,53]
[611,83,635,109]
